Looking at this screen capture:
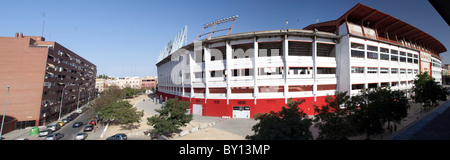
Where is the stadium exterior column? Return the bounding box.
[226,40,232,104]
[189,50,195,98]
[204,45,210,104]
[283,34,289,104]
[253,36,259,104]
[312,34,317,102]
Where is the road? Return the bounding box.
[36,108,105,140]
[58,110,94,140]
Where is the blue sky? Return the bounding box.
[1,0,448,77]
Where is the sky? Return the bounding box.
[1,0,449,78]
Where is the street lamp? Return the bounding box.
[77,86,85,111]
[59,84,74,120]
[0,86,10,139]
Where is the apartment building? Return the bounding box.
[0,33,96,131]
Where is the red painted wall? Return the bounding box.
[157,91,330,118]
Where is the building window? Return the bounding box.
[380,47,389,53]
[400,69,406,74]
[351,67,364,73]
[367,45,378,52]
[352,84,364,90]
[259,67,283,75]
[367,52,378,59]
[259,42,283,57]
[317,43,335,57]
[289,67,312,75]
[407,58,413,63]
[317,67,336,74]
[367,67,378,74]
[400,57,406,62]
[380,54,389,60]
[391,68,398,74]
[289,41,312,56]
[391,55,398,61]
[400,51,406,56]
[380,68,389,74]
[351,50,364,58]
[351,43,364,50]
[391,50,398,55]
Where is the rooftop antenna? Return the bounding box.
[41,12,46,37]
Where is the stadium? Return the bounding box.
[156,3,446,118]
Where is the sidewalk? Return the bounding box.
[1,104,90,140]
[348,98,449,140]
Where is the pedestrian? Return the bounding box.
[394,124,397,132]
[389,126,392,134]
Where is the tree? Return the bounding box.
[313,91,356,140]
[412,72,448,108]
[347,88,383,140]
[348,87,409,139]
[147,97,192,137]
[97,100,143,125]
[92,85,144,126]
[246,99,313,140]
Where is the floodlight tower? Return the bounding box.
[194,15,239,42]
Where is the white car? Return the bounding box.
[74,132,88,140]
[39,129,53,137]
[45,133,64,140]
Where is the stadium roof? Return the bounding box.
[304,3,447,55]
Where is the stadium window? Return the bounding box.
[367,52,378,59]
[317,67,336,74]
[351,67,364,73]
[391,68,398,74]
[351,42,364,50]
[288,41,312,56]
[380,47,389,53]
[400,57,406,62]
[258,42,283,57]
[367,45,378,52]
[317,43,335,57]
[391,55,398,61]
[352,84,364,90]
[367,67,378,74]
[289,67,312,75]
[380,54,389,60]
[391,50,398,55]
[351,50,364,58]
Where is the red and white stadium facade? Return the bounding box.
[156,3,446,118]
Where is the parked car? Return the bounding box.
[61,118,69,124]
[56,121,65,127]
[46,124,61,132]
[89,120,97,125]
[74,132,88,140]
[73,122,83,128]
[45,133,64,140]
[106,133,127,140]
[39,129,53,137]
[83,125,94,132]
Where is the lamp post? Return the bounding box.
[1,86,10,139]
[59,84,73,120]
[77,86,85,111]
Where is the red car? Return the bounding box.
[89,120,97,125]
